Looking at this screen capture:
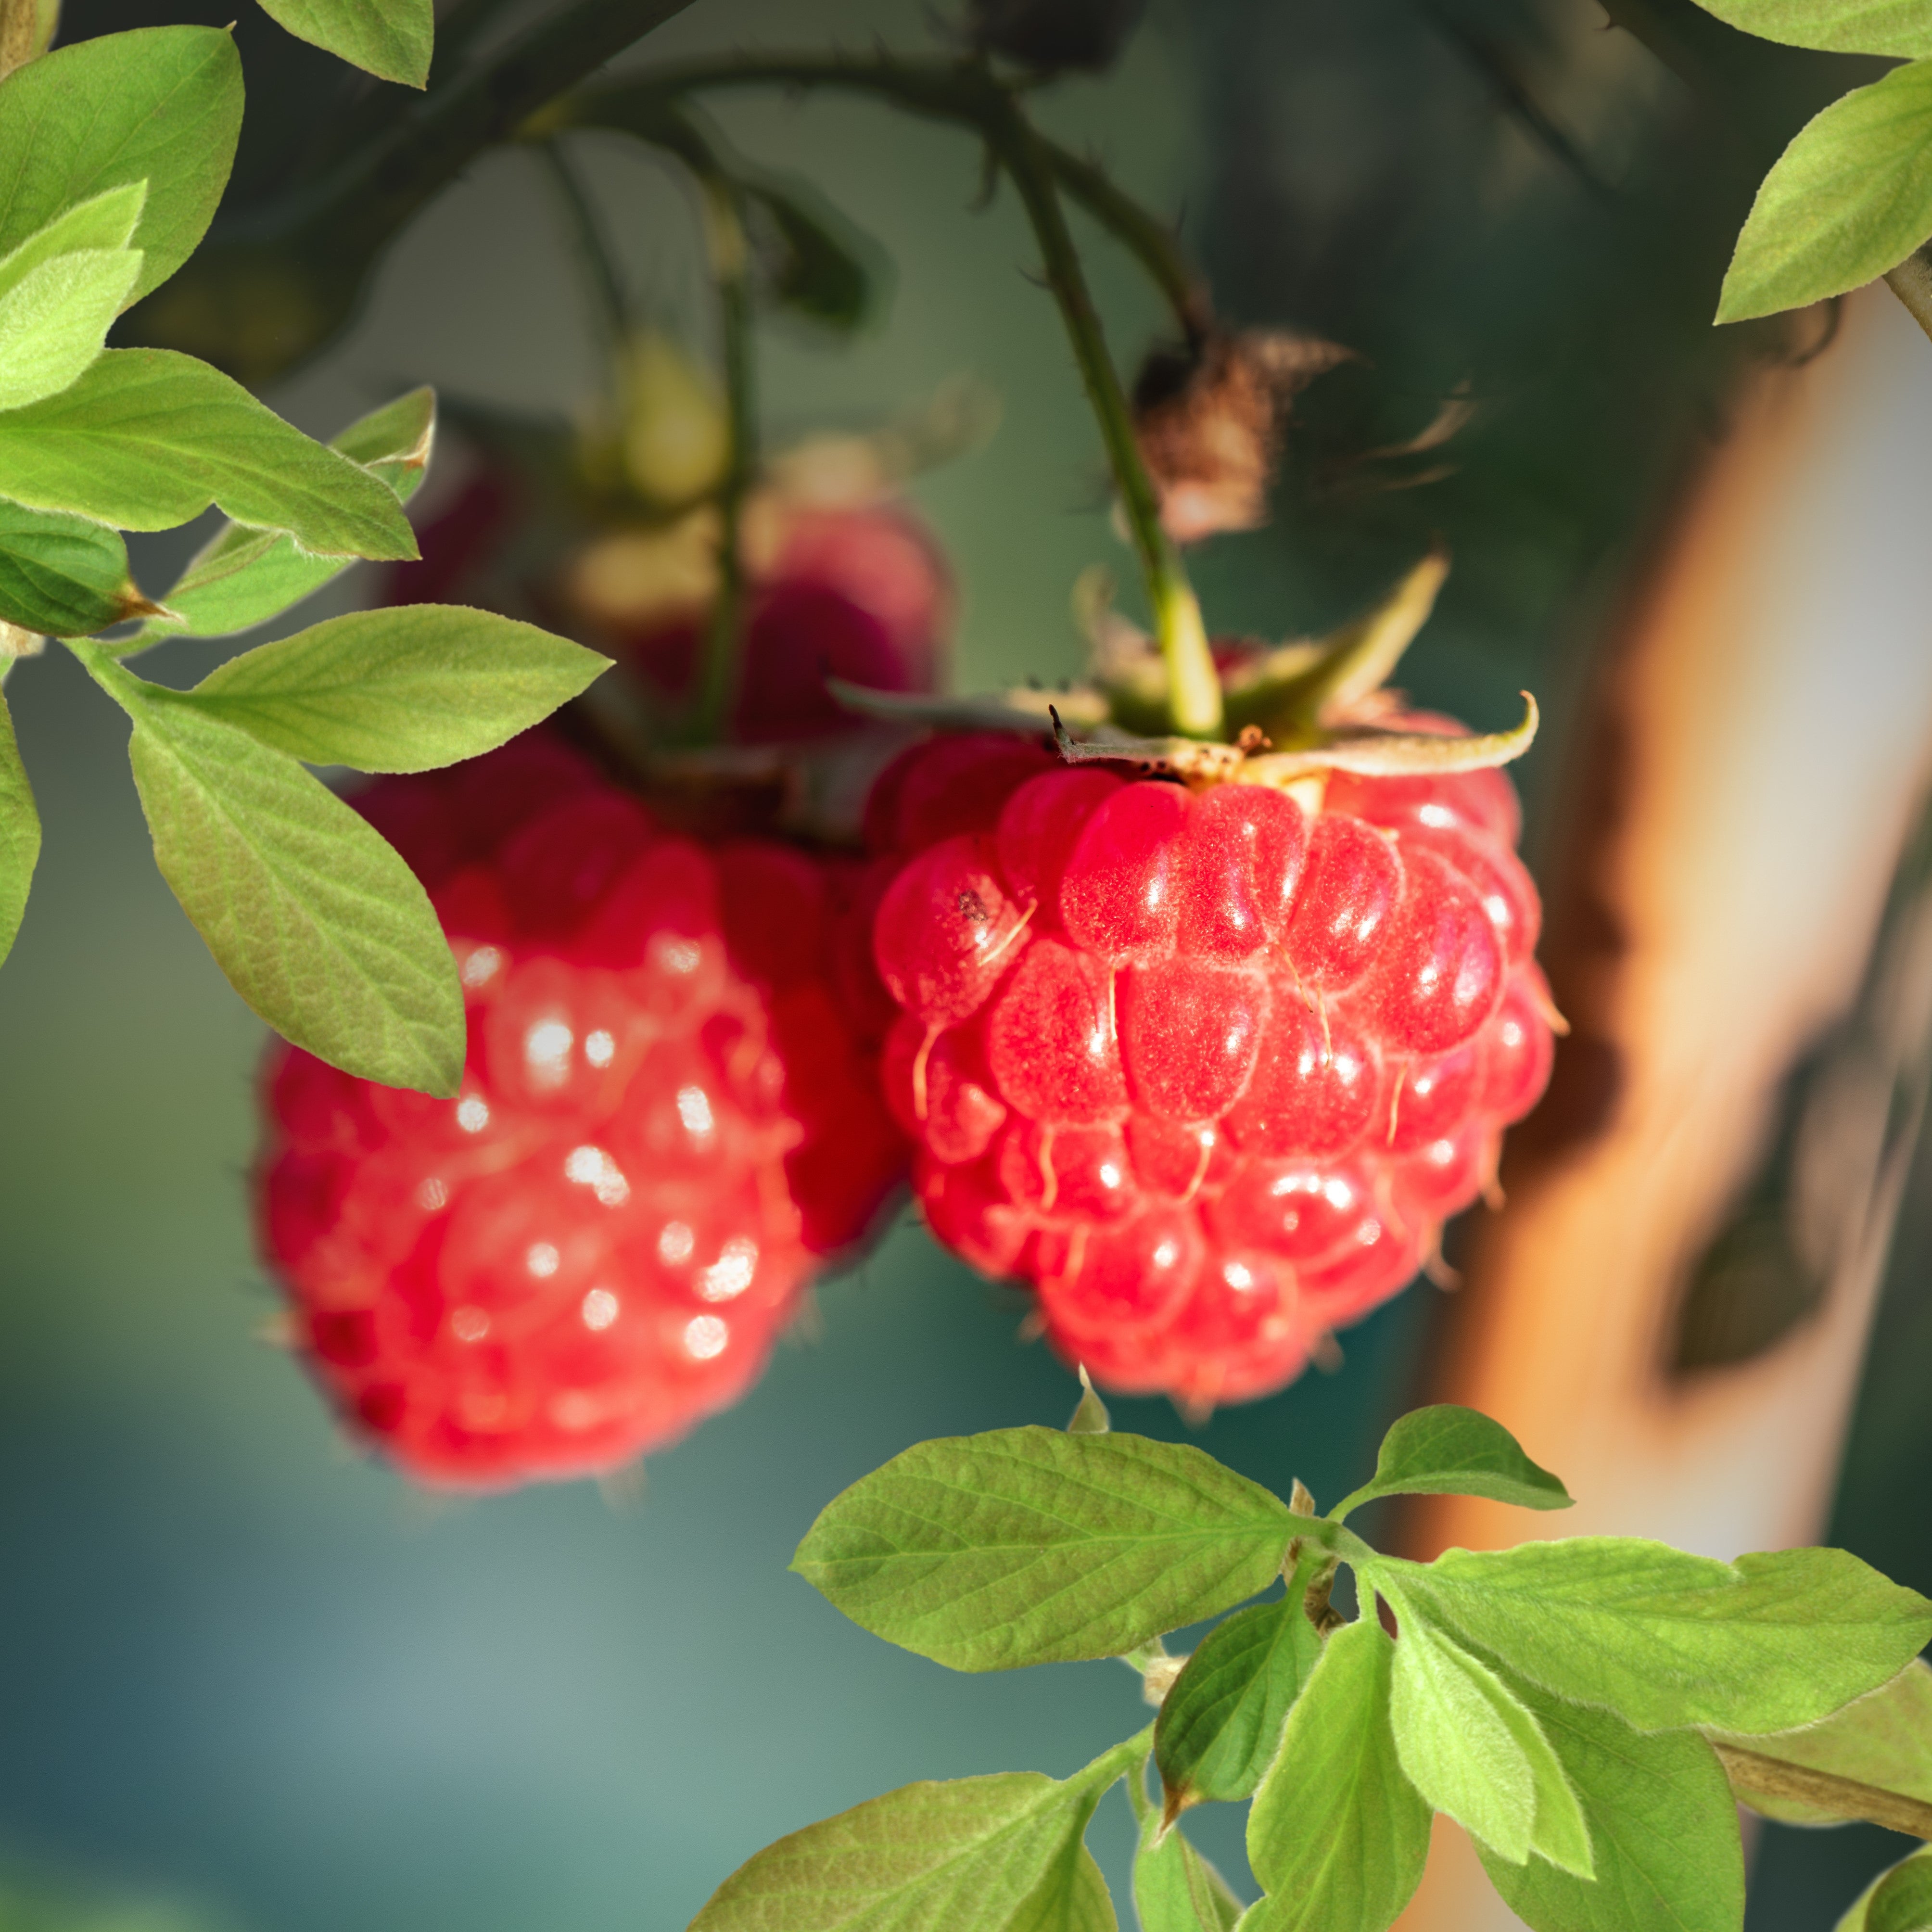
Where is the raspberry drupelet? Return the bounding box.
[256,732,906,1487]
[871,730,1555,1411]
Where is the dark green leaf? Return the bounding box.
[688,1767,1114,1932]
[0,681,38,968]
[1474,1670,1744,1932]
[1689,0,1932,58]
[745,177,883,330]
[128,386,436,648]
[1717,60,1932,322]
[1154,1587,1322,1816]
[1381,1589,1593,1874]
[71,641,462,1094]
[0,26,243,304]
[1713,1660,1932,1826]
[258,0,434,87]
[0,350,417,560]
[1245,1619,1432,1932]
[1131,1804,1242,1932]
[0,502,157,637]
[1867,1851,1932,1932]
[173,607,607,772]
[1372,1541,1932,1735]
[1330,1406,1572,1520]
[790,1427,1296,1672]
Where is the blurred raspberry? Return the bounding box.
[257,732,906,1487]
[869,730,1553,1411]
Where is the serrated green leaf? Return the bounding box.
[0,248,143,411]
[1716,60,1932,322]
[1840,1850,1932,1932]
[1330,1406,1572,1521]
[1371,1541,1932,1735]
[0,350,417,560]
[1132,1805,1243,1932]
[1155,1587,1322,1816]
[0,681,38,969]
[1473,1670,1744,1932]
[0,502,157,638]
[174,607,608,772]
[790,1428,1296,1672]
[258,0,434,87]
[1713,1660,1932,1825]
[1382,1592,1593,1874]
[1689,0,1932,58]
[688,1767,1115,1932]
[127,386,437,648]
[1244,1618,1432,1932]
[70,640,462,1094]
[0,26,242,305]
[0,182,146,297]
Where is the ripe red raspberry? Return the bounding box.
[256,732,906,1487]
[870,730,1554,1410]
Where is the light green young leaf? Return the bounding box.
[1382,1594,1593,1874]
[0,502,160,638]
[1132,1802,1243,1932]
[71,641,463,1094]
[1330,1407,1572,1521]
[1688,0,1932,58]
[0,26,243,304]
[1840,1850,1932,1932]
[0,350,417,560]
[1245,1618,1432,1932]
[0,182,146,296]
[258,0,434,88]
[1716,60,1932,323]
[687,1766,1114,1932]
[1154,1587,1322,1816]
[0,248,143,411]
[127,387,437,648]
[1713,1660,1932,1825]
[174,608,608,773]
[1473,1669,1744,1932]
[1373,1541,1932,1735]
[790,1428,1296,1672]
[0,682,38,969]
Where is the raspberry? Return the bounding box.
[872,731,1554,1410]
[256,732,906,1487]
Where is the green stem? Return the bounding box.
[1886,244,1932,349]
[536,141,631,364]
[1072,1723,1157,1795]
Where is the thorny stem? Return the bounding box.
[1710,1741,1932,1842]
[1885,243,1932,350]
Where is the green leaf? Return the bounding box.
[1372,1541,1932,1735]
[173,607,608,773]
[1381,1592,1593,1874]
[1131,1804,1242,1932]
[258,0,434,88]
[0,26,243,304]
[1716,60,1932,323]
[745,176,883,330]
[688,1767,1115,1932]
[0,681,38,969]
[1244,1618,1432,1932]
[0,181,146,294]
[1473,1671,1744,1932]
[0,350,417,560]
[1842,1851,1932,1932]
[127,387,436,648]
[0,247,143,412]
[0,502,159,637]
[790,1427,1296,1672]
[1330,1406,1573,1521]
[1154,1587,1322,1817]
[70,641,462,1094]
[1688,0,1932,58]
[1712,1659,1932,1825]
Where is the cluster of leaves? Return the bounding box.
[692,1394,1932,1932]
[0,10,608,1095]
[1690,0,1932,319]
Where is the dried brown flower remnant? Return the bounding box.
[1132,330,1351,542]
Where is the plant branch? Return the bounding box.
[1711,1741,1932,1841]
[1885,243,1932,348]
[536,140,631,360]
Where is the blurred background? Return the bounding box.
[2,0,1930,1927]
